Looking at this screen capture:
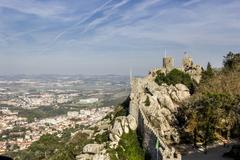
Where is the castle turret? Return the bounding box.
[163,56,174,72]
[182,53,193,69]
[182,53,203,83]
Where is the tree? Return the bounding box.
[184,93,240,147]
[206,62,214,77]
[201,62,214,84]
[155,69,197,94]
[223,52,240,71]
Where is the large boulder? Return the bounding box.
[83,144,104,154]
[76,154,91,160]
[127,115,137,130]
[95,119,111,131]
[109,115,137,143]
[92,154,110,160]
[110,118,123,139]
[170,84,190,103]
[76,154,110,160]
[175,84,188,91]
[157,93,176,112]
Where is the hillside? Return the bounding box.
[180,52,240,149]
[6,52,240,160]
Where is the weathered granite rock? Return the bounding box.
[121,117,129,134]
[94,129,106,137]
[110,118,123,138]
[94,119,111,131]
[76,56,201,160]
[129,69,194,160]
[182,56,203,83]
[169,84,190,103]
[76,154,110,160]
[92,154,110,160]
[175,84,189,91]
[108,141,118,149]
[158,93,176,112]
[109,115,137,144]
[109,133,120,142]
[127,115,137,130]
[71,130,94,140]
[76,154,91,160]
[76,154,92,160]
[83,144,104,154]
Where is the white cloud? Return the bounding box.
[0,0,66,18]
[53,0,114,42]
[183,0,202,7]
[82,0,130,33]
[1,0,240,74]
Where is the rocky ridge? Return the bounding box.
[130,78,190,159]
[76,56,202,160]
[129,56,202,159]
[75,112,138,160]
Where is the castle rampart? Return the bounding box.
[129,54,202,160]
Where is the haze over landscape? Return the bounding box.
[1,1,240,160]
[1,0,240,75]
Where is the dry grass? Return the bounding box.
[197,70,240,96]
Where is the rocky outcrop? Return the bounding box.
[83,144,105,154]
[109,115,137,148]
[129,55,203,159]
[76,154,110,160]
[182,55,203,83]
[94,119,111,131]
[130,70,193,159]
[76,143,109,160]
[77,55,201,160]
[76,113,138,159]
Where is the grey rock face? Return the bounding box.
[76,154,110,160]
[182,56,203,83]
[76,154,91,160]
[109,115,137,145]
[127,115,137,131]
[129,67,194,160]
[83,144,105,154]
[169,84,190,103]
[92,154,110,160]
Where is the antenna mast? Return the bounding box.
[129,68,133,82]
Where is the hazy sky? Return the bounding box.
[0,0,240,75]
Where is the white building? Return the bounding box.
[79,98,98,104]
[67,111,79,118]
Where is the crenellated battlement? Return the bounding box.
[148,53,203,83]
[129,52,202,159]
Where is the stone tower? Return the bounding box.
[163,56,174,72]
[182,53,193,69]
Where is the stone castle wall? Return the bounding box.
[129,55,202,160]
[130,78,181,160]
[129,78,141,124]
[138,109,161,160]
